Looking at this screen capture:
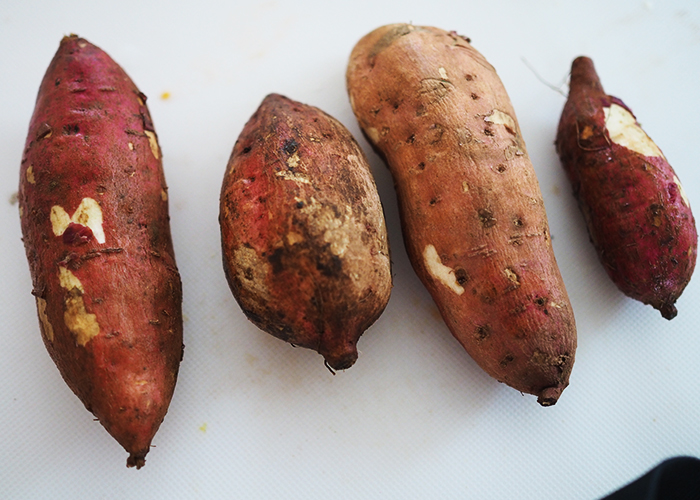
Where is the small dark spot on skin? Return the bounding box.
[55,78,61,86]
[484,128,494,137]
[296,201,304,209]
[393,102,400,110]
[418,162,426,170]
[513,217,524,227]
[63,124,80,135]
[317,254,343,277]
[475,324,490,341]
[258,196,266,204]
[96,185,107,195]
[242,146,252,154]
[429,196,440,206]
[471,93,479,100]
[534,296,548,307]
[465,74,473,81]
[478,209,497,228]
[283,139,298,156]
[455,268,468,285]
[267,247,285,274]
[428,124,444,144]
[243,267,254,281]
[500,354,515,367]
[407,134,415,144]
[496,164,507,173]
[49,180,59,191]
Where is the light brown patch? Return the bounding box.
[144,130,160,159]
[37,297,55,342]
[26,165,36,184]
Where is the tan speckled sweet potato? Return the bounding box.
[556,56,697,319]
[220,93,391,371]
[347,24,576,405]
[18,35,183,468]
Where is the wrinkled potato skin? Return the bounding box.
[556,57,697,320]
[19,36,183,468]
[347,24,576,405]
[220,94,391,371]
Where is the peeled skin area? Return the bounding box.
[347,24,576,405]
[220,93,392,371]
[18,36,183,468]
[556,56,697,320]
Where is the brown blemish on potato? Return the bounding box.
[36,123,52,140]
[475,324,490,341]
[37,297,55,342]
[478,208,496,228]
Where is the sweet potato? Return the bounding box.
[556,57,697,319]
[18,35,183,468]
[347,24,576,405]
[219,94,391,370]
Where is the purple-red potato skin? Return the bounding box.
[346,24,576,405]
[18,36,183,468]
[220,94,391,371]
[556,57,697,319]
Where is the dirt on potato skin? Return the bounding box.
[19,35,183,469]
[220,93,392,371]
[347,24,577,406]
[556,56,697,320]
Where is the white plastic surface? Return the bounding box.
[1,1,699,498]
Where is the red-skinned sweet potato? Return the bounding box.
[347,24,576,405]
[556,56,697,319]
[18,35,183,468]
[220,94,391,371]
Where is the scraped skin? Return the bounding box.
[347,24,576,405]
[220,93,391,370]
[556,56,697,319]
[18,35,183,468]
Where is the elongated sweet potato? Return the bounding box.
[347,24,576,405]
[220,94,391,370]
[18,35,183,468]
[556,57,697,319]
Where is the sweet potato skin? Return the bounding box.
[347,24,576,405]
[18,36,183,468]
[220,94,391,370]
[556,56,697,319]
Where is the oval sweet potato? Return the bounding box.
[18,35,183,468]
[556,56,697,319]
[220,93,391,370]
[347,24,576,405]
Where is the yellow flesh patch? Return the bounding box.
[604,104,663,158]
[51,198,106,244]
[58,268,100,346]
[423,244,465,295]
